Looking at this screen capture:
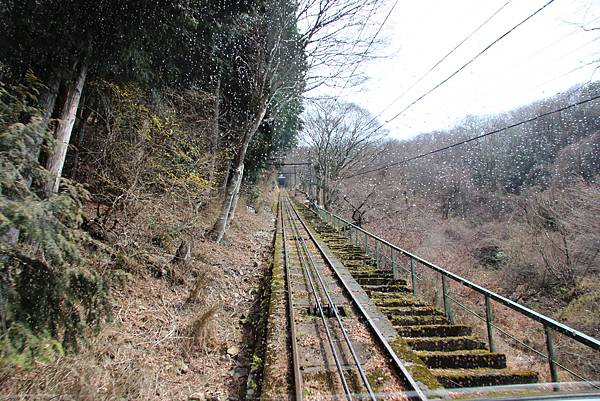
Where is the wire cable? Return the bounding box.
[384,0,556,126]
[375,0,512,118]
[344,93,600,179]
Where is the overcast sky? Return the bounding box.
[312,0,600,140]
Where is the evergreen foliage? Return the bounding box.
[0,78,109,366]
[0,0,308,366]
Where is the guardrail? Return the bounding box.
[311,203,600,387]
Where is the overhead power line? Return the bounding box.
[516,58,600,98]
[375,0,512,118]
[384,0,556,126]
[344,93,600,179]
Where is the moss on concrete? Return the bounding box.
[390,336,443,390]
[252,205,287,399]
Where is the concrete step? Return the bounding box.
[390,314,448,326]
[363,283,411,293]
[366,290,412,301]
[405,336,487,352]
[346,267,379,275]
[395,324,472,338]
[379,305,442,316]
[432,368,538,388]
[372,296,427,308]
[354,276,406,286]
[415,350,506,369]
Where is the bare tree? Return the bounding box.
[296,0,388,91]
[209,0,390,242]
[208,1,303,242]
[301,99,387,208]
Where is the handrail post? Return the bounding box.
[442,274,454,323]
[308,203,600,361]
[391,247,396,279]
[375,240,379,269]
[485,295,495,352]
[410,257,417,296]
[544,325,559,386]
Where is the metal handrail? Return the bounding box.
[313,205,600,352]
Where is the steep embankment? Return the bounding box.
[1,195,276,401]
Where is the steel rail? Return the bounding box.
[283,200,354,401]
[288,197,429,401]
[284,197,378,401]
[279,198,304,401]
[315,205,600,352]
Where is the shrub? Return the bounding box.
[0,77,109,366]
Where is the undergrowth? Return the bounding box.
[1,77,110,368]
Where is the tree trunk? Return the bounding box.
[209,98,268,243]
[210,163,244,243]
[68,95,95,180]
[45,59,88,193]
[208,76,220,186]
[219,160,232,196]
[40,76,61,130]
[226,166,244,228]
[196,77,221,213]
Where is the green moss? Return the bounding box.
[366,368,389,392]
[390,337,443,390]
[259,224,285,398]
[1,324,64,369]
[248,207,282,399]
[434,368,538,390]
[389,315,448,326]
[416,349,506,369]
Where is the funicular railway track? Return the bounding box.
[262,190,600,401]
[278,192,427,401]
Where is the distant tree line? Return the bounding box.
[331,82,600,344]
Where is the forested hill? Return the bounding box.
[332,82,599,342]
[0,0,342,382]
[387,81,600,201]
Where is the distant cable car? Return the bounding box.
[277,174,286,187]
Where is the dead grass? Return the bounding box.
[187,273,213,304]
[183,305,219,354]
[0,181,277,400]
